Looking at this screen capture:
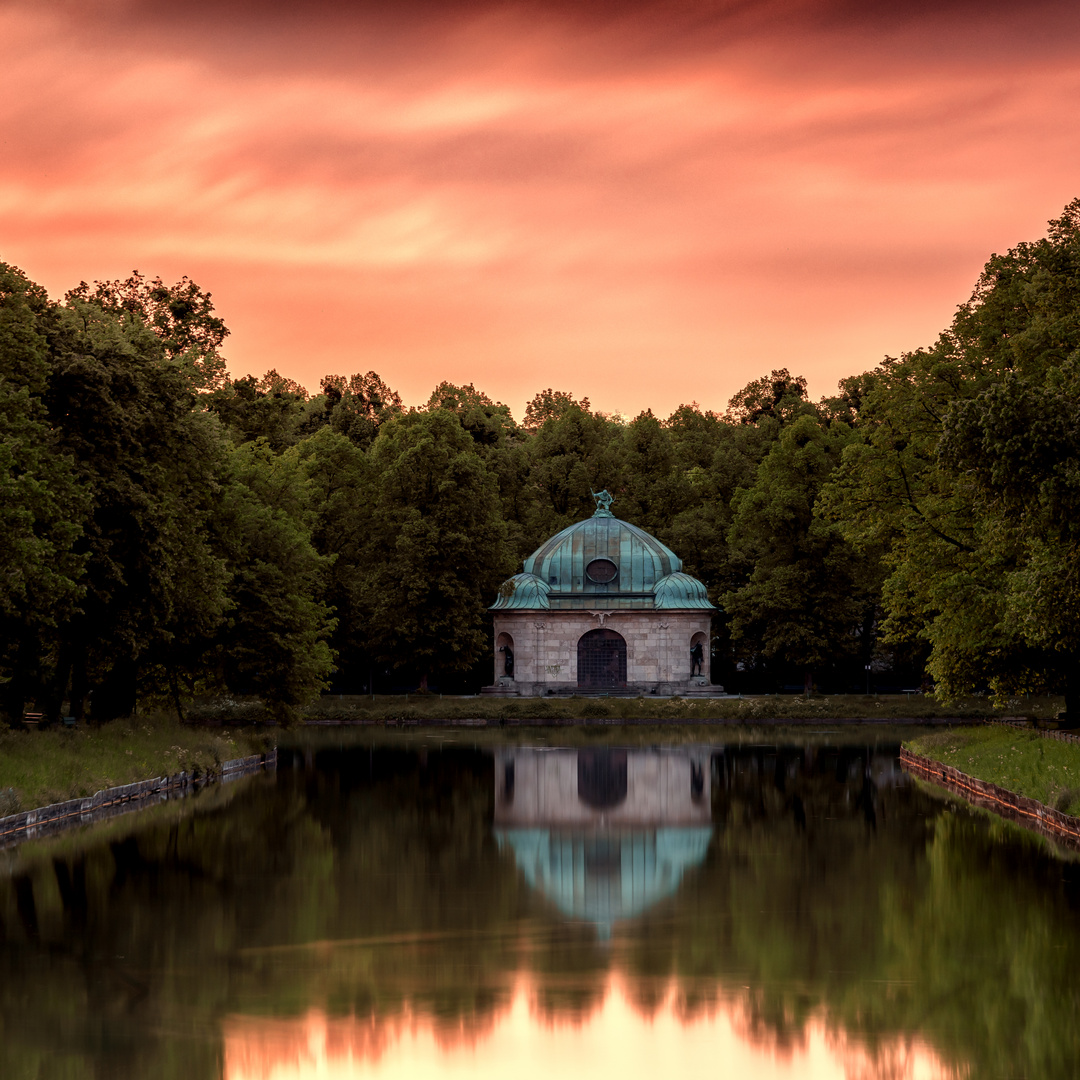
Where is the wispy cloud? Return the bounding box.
[3,0,1080,416]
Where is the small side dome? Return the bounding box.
[490,573,551,610]
[653,572,714,610]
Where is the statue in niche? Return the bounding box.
[499,645,514,676]
[690,641,704,677]
[590,488,615,513]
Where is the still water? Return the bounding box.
[2,737,1079,1079]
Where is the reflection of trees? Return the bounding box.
[878,812,1080,1080]
[1,745,1079,1078]
[0,751,524,1078]
[627,745,1080,1079]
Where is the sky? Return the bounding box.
[3,0,1080,420]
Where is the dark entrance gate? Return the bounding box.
[577,629,627,690]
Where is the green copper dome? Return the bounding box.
[490,505,714,611]
[492,572,550,610]
[654,572,713,610]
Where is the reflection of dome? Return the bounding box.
[490,506,713,611]
[654,572,713,610]
[496,827,712,936]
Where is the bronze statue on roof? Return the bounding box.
[590,488,615,515]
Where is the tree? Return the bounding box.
[0,265,85,618]
[824,199,1080,713]
[724,368,812,427]
[0,265,87,721]
[524,405,623,538]
[292,426,373,691]
[523,388,591,432]
[43,297,231,719]
[320,370,403,448]
[423,381,535,559]
[426,380,517,447]
[356,410,514,689]
[818,371,879,426]
[209,369,318,450]
[212,440,335,719]
[663,412,764,685]
[933,361,1080,711]
[612,409,686,537]
[725,414,880,690]
[66,271,228,390]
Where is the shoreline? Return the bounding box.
[900,747,1080,850]
[0,750,276,848]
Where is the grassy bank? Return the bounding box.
[0,716,271,814]
[293,692,1063,725]
[905,726,1080,817]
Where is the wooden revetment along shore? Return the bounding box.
[900,747,1080,850]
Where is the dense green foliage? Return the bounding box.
[6,199,1080,716]
[822,199,1080,712]
[0,261,888,715]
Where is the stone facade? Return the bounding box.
[489,609,714,696]
[484,500,723,697]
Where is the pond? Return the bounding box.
[2,736,1079,1079]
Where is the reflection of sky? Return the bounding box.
[496,827,712,936]
[224,979,960,1080]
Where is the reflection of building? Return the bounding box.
[483,497,723,696]
[494,749,713,934]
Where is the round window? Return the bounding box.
[585,558,618,584]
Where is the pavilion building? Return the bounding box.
[483,494,723,697]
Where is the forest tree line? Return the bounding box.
[5,200,1080,721]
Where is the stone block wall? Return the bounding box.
[490,609,712,695]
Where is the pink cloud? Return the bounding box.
[3,0,1080,418]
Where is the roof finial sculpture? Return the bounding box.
[590,488,615,517]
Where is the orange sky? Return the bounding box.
[3,0,1080,420]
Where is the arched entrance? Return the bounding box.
[496,632,515,680]
[690,631,708,679]
[577,628,627,690]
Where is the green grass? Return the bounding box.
[296,691,1062,725]
[0,714,271,814]
[905,725,1080,817]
